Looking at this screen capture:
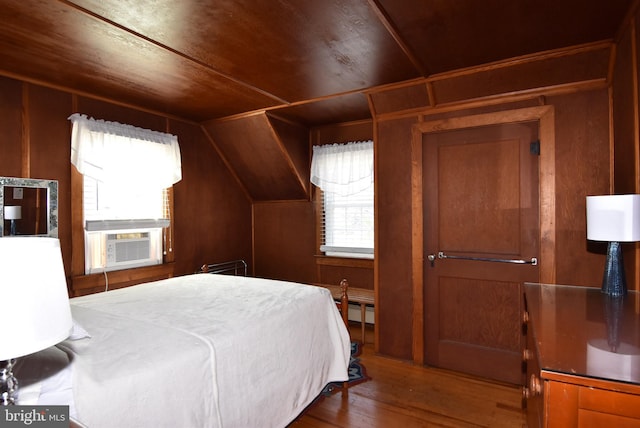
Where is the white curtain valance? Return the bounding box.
[68,113,182,189]
[310,140,373,196]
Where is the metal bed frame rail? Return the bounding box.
[200,259,248,276]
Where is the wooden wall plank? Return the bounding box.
[0,75,253,294]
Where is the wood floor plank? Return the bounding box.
[290,324,526,427]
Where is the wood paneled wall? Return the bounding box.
[613,7,640,288]
[0,80,74,273]
[613,15,638,196]
[370,45,615,360]
[253,200,316,283]
[0,76,253,294]
[3,28,639,363]
[251,119,375,288]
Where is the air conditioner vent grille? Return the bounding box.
[115,239,150,263]
[106,232,152,266]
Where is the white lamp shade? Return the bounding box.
[0,237,72,360]
[4,205,22,220]
[586,194,640,242]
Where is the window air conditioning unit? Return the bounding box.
[105,232,154,270]
[85,227,163,274]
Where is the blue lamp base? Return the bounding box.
[602,241,627,297]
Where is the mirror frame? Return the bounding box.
[0,177,58,237]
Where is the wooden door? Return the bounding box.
[423,121,540,385]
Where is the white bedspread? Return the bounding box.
[62,274,350,428]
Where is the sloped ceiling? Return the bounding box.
[0,0,633,201]
[0,0,632,126]
[203,113,310,200]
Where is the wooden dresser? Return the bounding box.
[523,283,640,427]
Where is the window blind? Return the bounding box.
[319,187,374,257]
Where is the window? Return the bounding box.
[321,186,374,257]
[82,175,169,274]
[69,114,181,274]
[311,140,373,258]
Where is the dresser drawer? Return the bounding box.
[578,409,640,428]
[579,386,640,421]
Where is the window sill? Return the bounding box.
[71,262,175,296]
[314,255,374,268]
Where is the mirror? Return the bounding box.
[0,177,58,237]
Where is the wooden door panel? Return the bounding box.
[438,277,522,352]
[439,139,521,254]
[437,277,524,383]
[424,121,539,385]
[438,342,522,386]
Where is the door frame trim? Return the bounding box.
[410,105,556,364]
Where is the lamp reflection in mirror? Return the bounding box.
[0,237,72,405]
[586,194,640,297]
[3,206,21,236]
[586,296,640,382]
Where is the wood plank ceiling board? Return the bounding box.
[0,0,633,124]
[0,0,284,120]
[267,114,310,184]
[270,92,372,127]
[70,0,420,101]
[377,0,633,75]
[204,113,309,201]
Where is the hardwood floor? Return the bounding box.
[291,324,526,427]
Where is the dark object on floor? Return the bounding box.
[321,341,370,395]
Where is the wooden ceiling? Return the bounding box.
[0,0,633,126]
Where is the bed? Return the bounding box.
[14,272,351,428]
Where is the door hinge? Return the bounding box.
[530,140,540,156]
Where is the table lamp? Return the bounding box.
[586,194,640,297]
[4,206,22,236]
[0,237,72,405]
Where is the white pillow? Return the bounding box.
[68,319,91,341]
[14,345,77,419]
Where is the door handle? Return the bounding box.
[427,254,436,267]
[437,251,537,266]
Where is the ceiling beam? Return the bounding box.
[366,0,429,76]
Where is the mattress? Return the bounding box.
[54,274,350,427]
